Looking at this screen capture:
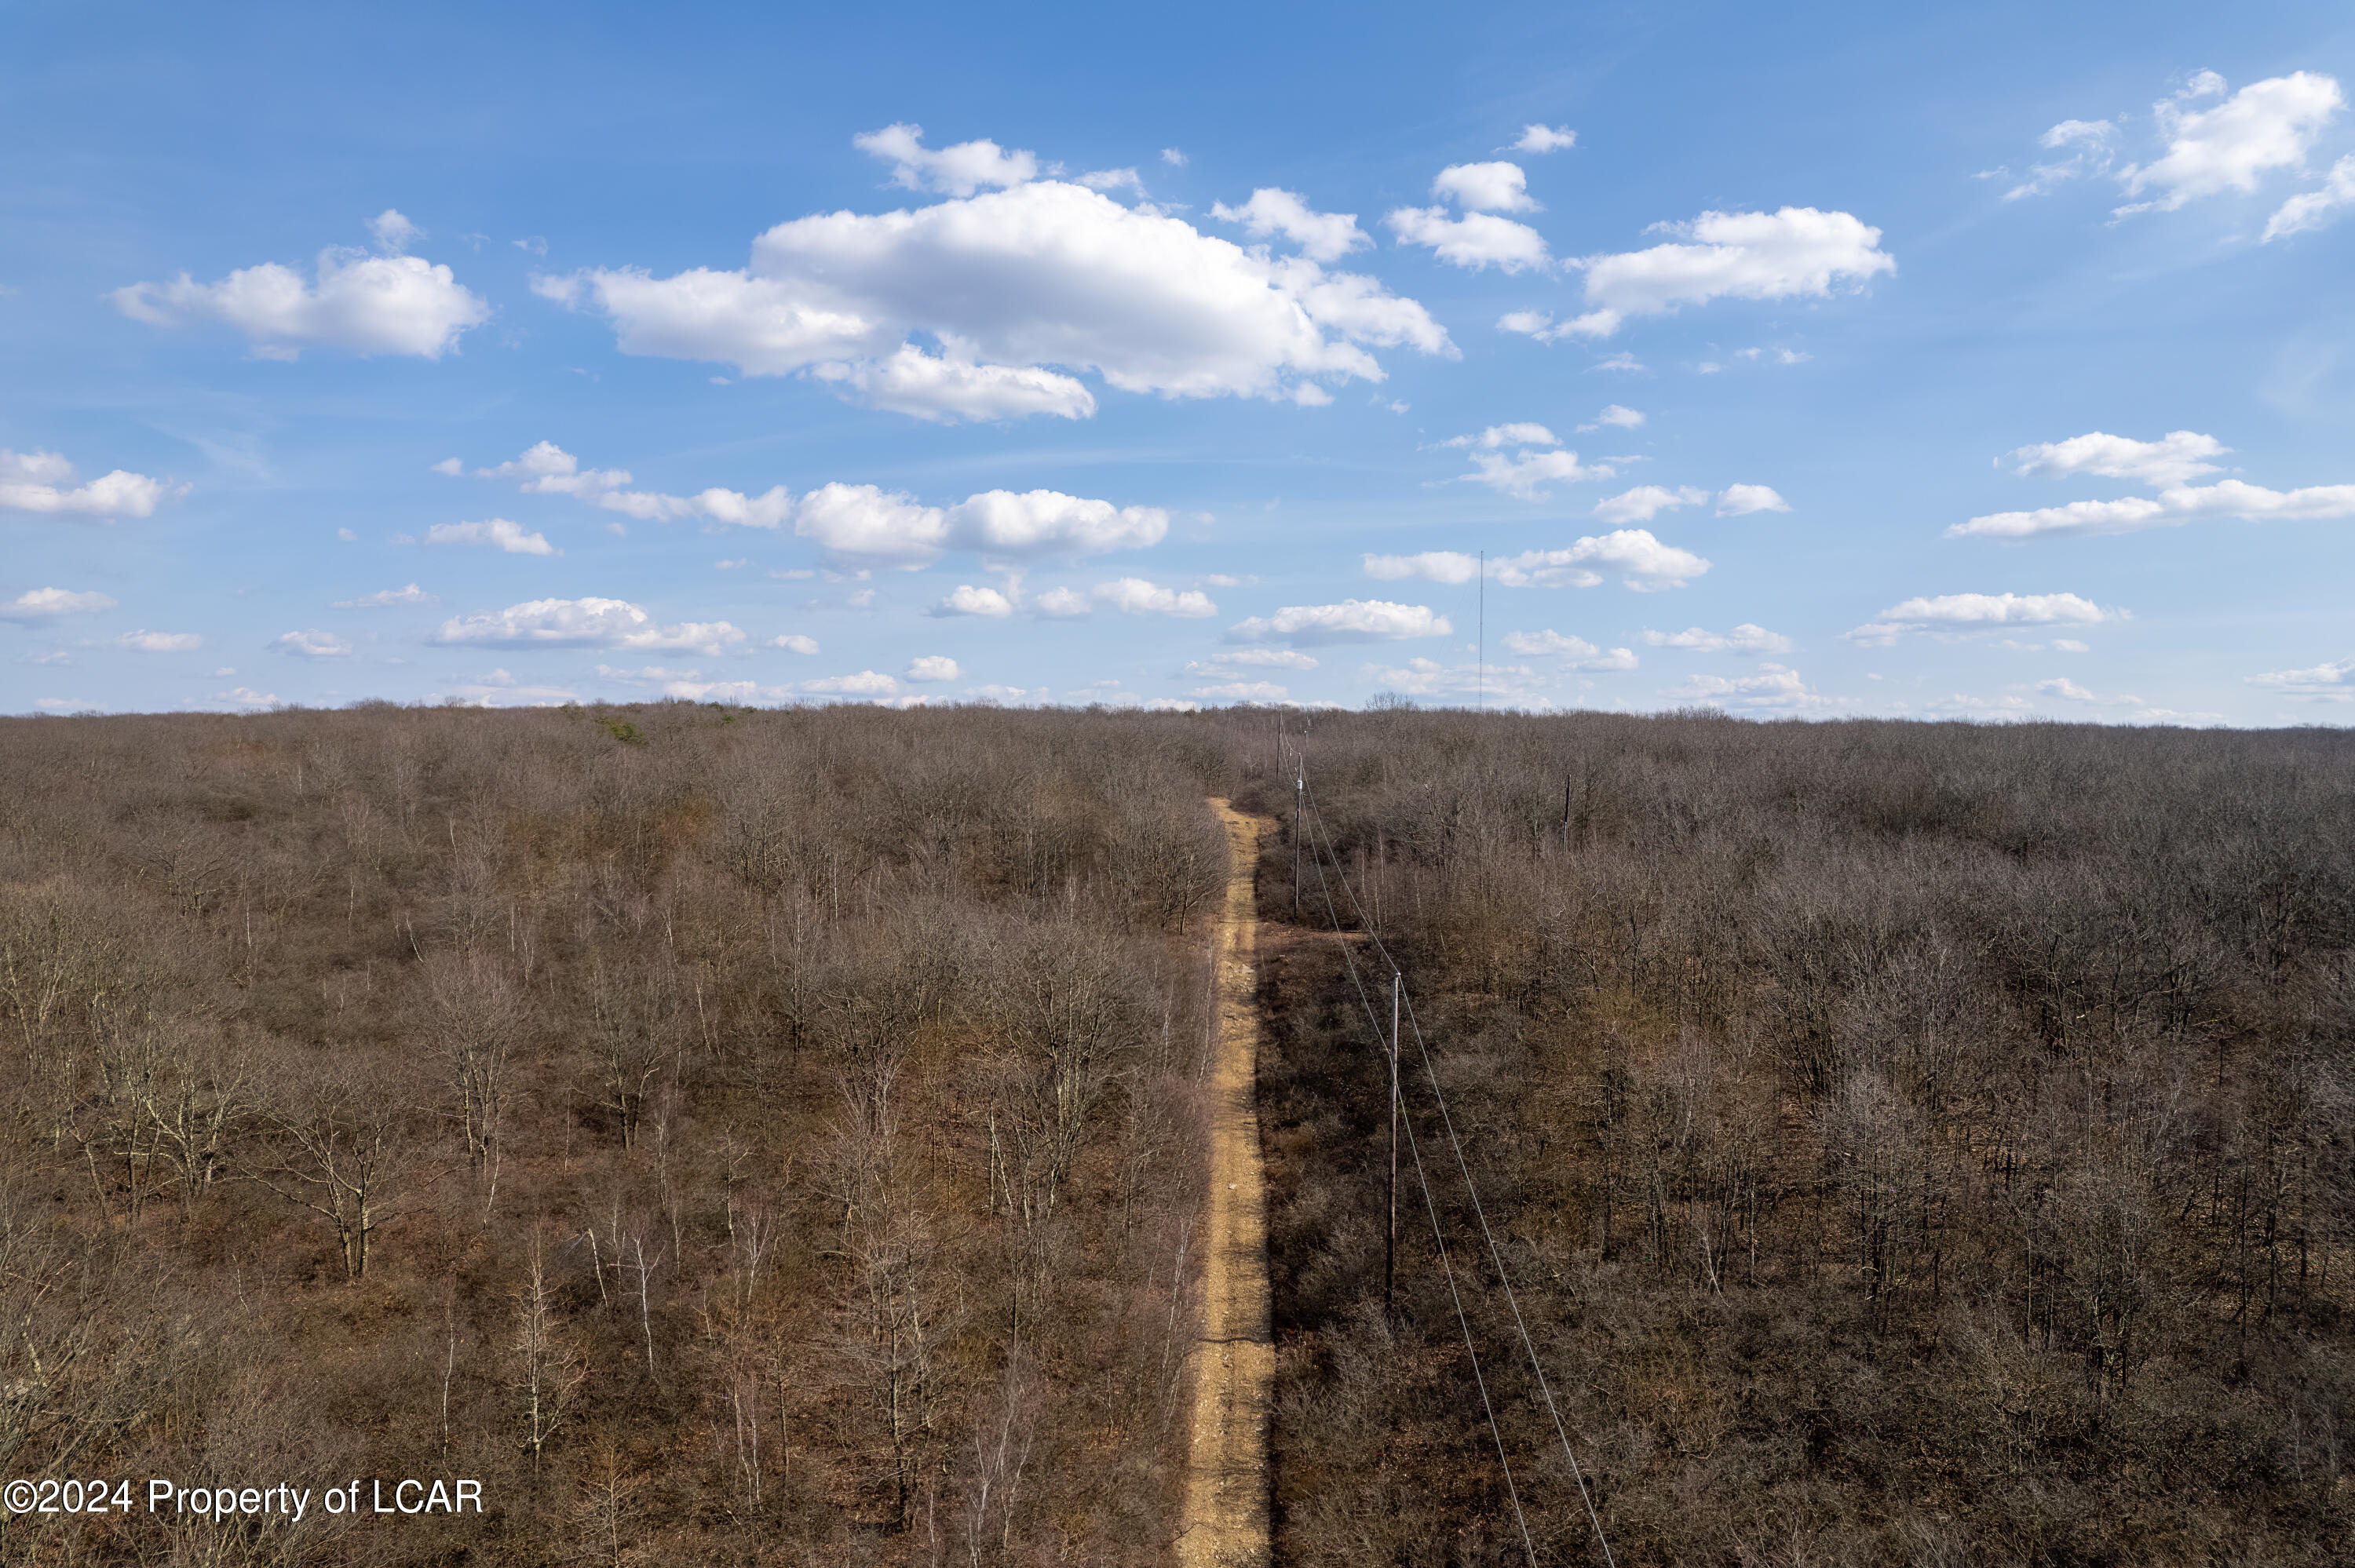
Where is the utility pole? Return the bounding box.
[1386,969,1400,1318]
[1293,760,1303,917]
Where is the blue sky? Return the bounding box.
[5,0,2352,720]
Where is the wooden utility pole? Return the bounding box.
[1386,969,1400,1318]
[1292,764,1303,917]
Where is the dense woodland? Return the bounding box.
[0,702,2349,1566]
[0,703,1228,1566]
[1250,712,2354,1566]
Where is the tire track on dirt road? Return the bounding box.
[1177,799,1274,1568]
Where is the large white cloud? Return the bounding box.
[2266,154,2355,241]
[536,147,1452,420]
[431,597,746,655]
[2246,656,2353,701]
[1210,188,1370,263]
[2008,429,2228,485]
[1847,591,2121,645]
[1949,478,2355,539]
[1,449,177,520]
[1564,207,1893,337]
[1,587,118,622]
[1227,599,1452,645]
[114,239,488,359]
[2119,72,2344,214]
[1367,530,1708,591]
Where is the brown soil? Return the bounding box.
[1175,799,1275,1567]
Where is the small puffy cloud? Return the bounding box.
[117,630,202,652]
[2247,655,2353,700]
[1387,206,1551,272]
[2266,154,2355,240]
[2118,72,2345,214]
[929,583,1016,618]
[1031,586,1092,618]
[1190,680,1291,703]
[1847,591,2120,644]
[2044,119,2116,149]
[904,655,961,683]
[1735,346,1811,365]
[1431,162,1536,213]
[1441,423,1558,450]
[1567,207,1893,337]
[772,633,820,654]
[1644,623,1792,654]
[1227,599,1452,645]
[946,489,1169,558]
[1185,648,1318,673]
[1513,125,1576,154]
[1491,529,1709,591]
[425,518,557,555]
[1592,352,1644,371]
[1364,550,1481,585]
[2008,429,2228,485]
[270,629,353,659]
[539,175,1451,418]
[113,242,488,359]
[1594,484,1706,524]
[2001,119,2118,200]
[816,345,1097,421]
[2036,676,2098,701]
[1497,310,1554,336]
[1210,188,1370,262]
[367,209,423,253]
[1,587,117,622]
[802,670,900,696]
[1717,483,1790,516]
[1592,404,1644,428]
[212,687,280,709]
[853,123,1038,196]
[1948,478,2355,540]
[1161,148,1188,167]
[1462,447,1612,498]
[1094,578,1217,617]
[2054,639,2091,653]
[431,597,745,655]
[1,449,177,520]
[1499,629,1638,669]
[1077,168,1145,195]
[1668,662,1829,710]
[334,583,436,607]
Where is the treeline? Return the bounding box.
[1243,712,2355,1565]
[0,701,1230,1566]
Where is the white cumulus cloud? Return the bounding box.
[904,655,961,683]
[536,163,1452,420]
[1949,478,2355,540]
[853,123,1039,196]
[2266,154,2355,240]
[1210,188,1371,262]
[1565,207,1893,337]
[1847,591,2121,645]
[118,630,202,652]
[1717,483,1791,516]
[2246,656,2353,700]
[270,629,353,659]
[114,237,488,359]
[1441,423,1558,449]
[1499,629,1638,669]
[2118,71,2345,214]
[425,518,557,555]
[1461,447,1612,498]
[1,587,117,622]
[1513,125,1576,154]
[1644,623,1792,653]
[430,597,745,655]
[1031,586,1092,618]
[1185,648,1318,673]
[1431,162,1537,213]
[367,210,423,253]
[1669,662,1829,709]
[1,449,177,520]
[1227,599,1452,645]
[1094,578,1217,617]
[2009,429,2229,485]
[1368,532,1707,592]
[1386,206,1551,273]
[1594,484,1707,524]
[929,584,1016,618]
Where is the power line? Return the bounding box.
[1301,776,1618,1568]
[1295,810,1540,1568]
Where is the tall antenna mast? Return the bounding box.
[1477,549,1485,714]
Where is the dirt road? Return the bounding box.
[1177,799,1275,1568]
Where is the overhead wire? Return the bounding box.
[1296,804,1541,1568]
[1300,773,1619,1568]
